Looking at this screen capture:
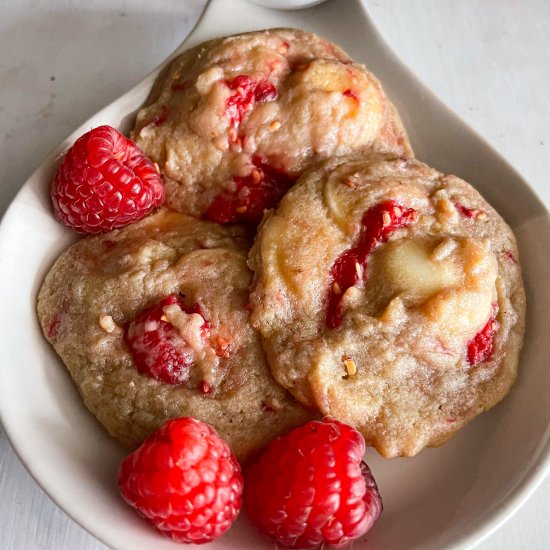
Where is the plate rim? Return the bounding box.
[1,1,550,549]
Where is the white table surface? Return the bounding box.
[1,0,549,548]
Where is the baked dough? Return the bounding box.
[38,210,311,460]
[249,155,525,457]
[133,29,411,224]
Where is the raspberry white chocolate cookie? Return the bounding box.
[133,29,412,224]
[37,210,311,460]
[249,155,526,458]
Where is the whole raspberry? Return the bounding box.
[52,125,164,233]
[125,294,209,385]
[244,419,382,549]
[118,417,243,544]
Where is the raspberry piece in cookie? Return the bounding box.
[249,155,525,457]
[327,200,417,328]
[468,304,500,366]
[133,29,412,224]
[224,75,277,131]
[52,125,164,234]
[37,210,312,460]
[205,156,296,224]
[245,419,382,548]
[125,294,210,385]
[119,417,243,544]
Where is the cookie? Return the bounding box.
[37,210,311,460]
[249,155,526,457]
[133,29,411,224]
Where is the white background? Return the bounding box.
[1,0,549,548]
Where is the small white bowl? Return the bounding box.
[247,0,328,9]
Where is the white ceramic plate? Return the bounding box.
[1,0,549,549]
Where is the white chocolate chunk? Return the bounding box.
[423,239,497,341]
[162,304,205,353]
[382,239,462,302]
[162,303,221,384]
[98,314,117,333]
[295,59,354,92]
[194,66,224,95]
[379,237,497,359]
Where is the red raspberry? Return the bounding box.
[244,419,383,549]
[125,294,209,385]
[467,304,499,366]
[453,201,486,220]
[224,75,277,130]
[205,155,296,225]
[342,88,359,101]
[119,417,243,544]
[52,125,164,234]
[327,200,417,328]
